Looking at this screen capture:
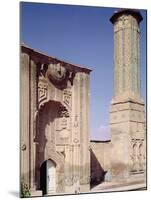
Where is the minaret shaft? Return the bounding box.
[109,10,146,182]
[111,10,143,104]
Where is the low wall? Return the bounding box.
[90,140,111,186]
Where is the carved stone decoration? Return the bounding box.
[73,115,78,129]
[61,116,68,127]
[72,115,79,145]
[45,63,75,89]
[131,142,137,172]
[80,176,90,185]
[68,71,76,87]
[63,90,72,110]
[38,77,48,108]
[59,129,70,139]
[131,139,145,173]
[38,63,48,78]
[61,117,69,131]
[58,105,69,118]
[56,90,72,139]
[138,142,143,171]
[65,176,73,186]
[47,63,67,83]
[73,138,79,143]
[21,144,27,151]
[56,104,70,144]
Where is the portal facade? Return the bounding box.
[20,45,91,196]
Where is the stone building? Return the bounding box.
[20,8,146,197]
[109,9,146,182]
[20,45,91,196]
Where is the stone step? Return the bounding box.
[91,180,146,192]
[94,183,146,192]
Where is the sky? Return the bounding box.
[20,2,147,141]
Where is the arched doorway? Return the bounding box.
[40,159,56,195]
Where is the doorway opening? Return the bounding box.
[40,159,56,195]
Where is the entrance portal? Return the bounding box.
[40,160,56,195]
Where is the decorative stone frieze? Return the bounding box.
[38,78,48,108]
[63,90,72,110]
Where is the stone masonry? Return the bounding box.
[20,8,146,197]
[20,45,91,196]
[109,9,146,182]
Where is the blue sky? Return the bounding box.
[20,2,147,140]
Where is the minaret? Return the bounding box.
[109,9,146,182]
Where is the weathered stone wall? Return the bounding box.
[20,52,30,188]
[90,141,111,185]
[20,45,91,196]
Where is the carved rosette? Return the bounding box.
[45,63,75,89]
[47,63,67,83]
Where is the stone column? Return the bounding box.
[79,72,90,192]
[20,53,30,186]
[64,145,73,191]
[71,72,81,193]
[30,60,37,190]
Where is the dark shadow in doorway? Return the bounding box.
[40,161,47,195]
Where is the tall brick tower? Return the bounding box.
[109,9,146,183]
